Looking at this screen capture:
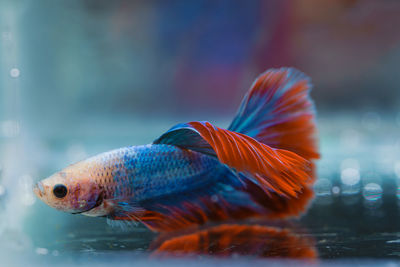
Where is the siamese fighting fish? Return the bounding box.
[34,68,319,232]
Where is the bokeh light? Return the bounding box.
[362,183,383,201]
[332,186,341,196]
[52,250,60,257]
[341,168,361,186]
[9,68,20,78]
[35,247,49,255]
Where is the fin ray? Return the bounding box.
[155,121,311,198]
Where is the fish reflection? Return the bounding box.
[151,222,317,260]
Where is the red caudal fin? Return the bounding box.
[229,68,319,161]
[227,68,319,217]
[151,68,320,227]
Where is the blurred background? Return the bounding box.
[1,0,400,265]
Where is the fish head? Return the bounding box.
[33,161,103,214]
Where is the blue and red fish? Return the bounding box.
[33,68,319,232]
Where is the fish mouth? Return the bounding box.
[33,182,45,198]
[72,191,104,215]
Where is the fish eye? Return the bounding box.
[53,184,68,198]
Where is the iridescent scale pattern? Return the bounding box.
[88,144,224,202]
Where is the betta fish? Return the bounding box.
[33,68,319,232]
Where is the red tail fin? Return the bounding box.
[229,68,319,161]
[151,68,320,228]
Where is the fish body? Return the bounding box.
[34,68,319,231]
[84,144,225,202]
[111,144,228,202]
[36,144,231,214]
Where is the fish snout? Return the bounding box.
[33,181,45,198]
